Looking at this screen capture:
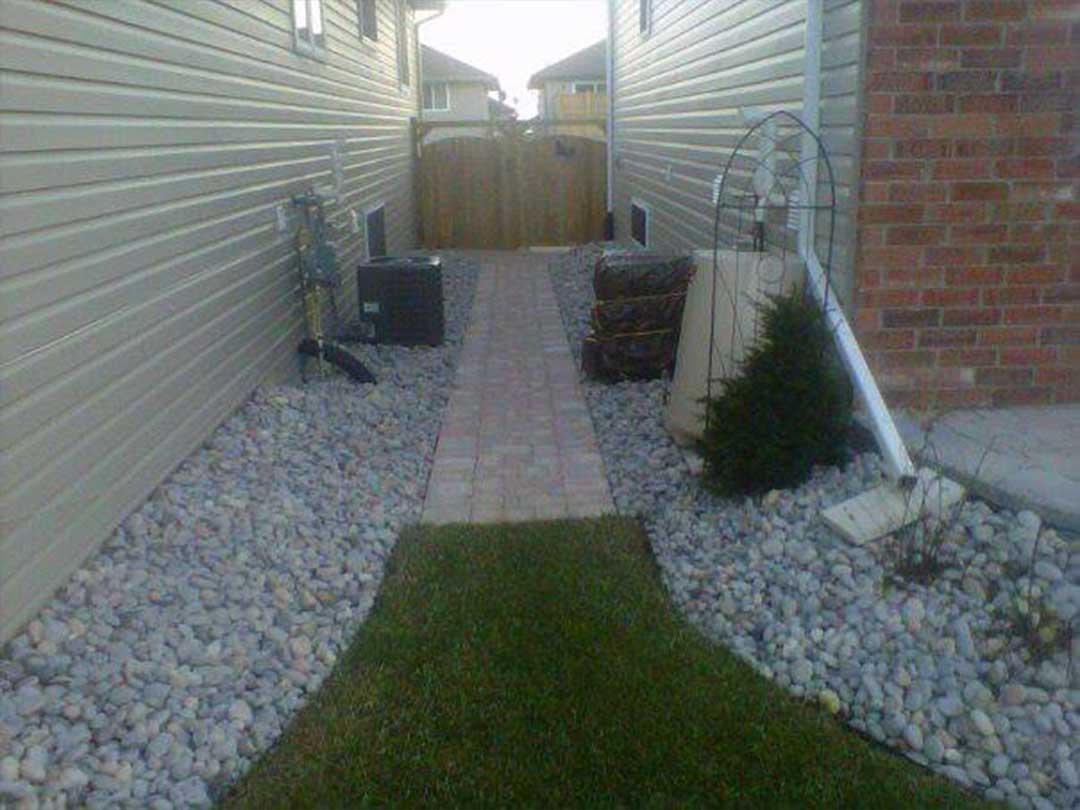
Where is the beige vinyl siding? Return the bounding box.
[420,81,492,144]
[422,82,491,122]
[611,0,863,306]
[0,0,420,641]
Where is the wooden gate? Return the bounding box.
[418,135,606,249]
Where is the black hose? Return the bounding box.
[297,339,377,384]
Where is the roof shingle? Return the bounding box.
[421,45,500,90]
[527,40,606,89]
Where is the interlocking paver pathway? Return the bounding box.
[422,252,614,524]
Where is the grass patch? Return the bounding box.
[223,518,984,809]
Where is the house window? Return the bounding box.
[396,0,410,86]
[293,0,326,58]
[630,200,650,248]
[357,0,377,41]
[366,204,387,258]
[573,82,604,94]
[423,82,449,111]
[639,0,652,35]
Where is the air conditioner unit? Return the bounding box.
[356,255,444,346]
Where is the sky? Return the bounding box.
[419,1,608,119]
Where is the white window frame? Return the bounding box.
[293,0,327,59]
[357,0,378,42]
[364,201,388,259]
[639,0,653,37]
[630,198,651,248]
[423,82,450,112]
[572,81,604,94]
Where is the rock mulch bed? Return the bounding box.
[0,255,478,810]
[551,246,1079,810]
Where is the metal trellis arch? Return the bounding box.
[705,110,840,426]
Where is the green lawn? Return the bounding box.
[223,518,985,809]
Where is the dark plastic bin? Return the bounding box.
[356,255,444,346]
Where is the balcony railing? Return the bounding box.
[552,92,607,120]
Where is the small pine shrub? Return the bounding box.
[700,291,852,496]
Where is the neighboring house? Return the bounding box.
[610,0,1077,410]
[528,40,607,141]
[0,0,435,641]
[419,45,503,143]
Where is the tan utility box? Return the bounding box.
[665,249,803,446]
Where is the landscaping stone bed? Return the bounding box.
[0,254,478,809]
[551,245,1080,810]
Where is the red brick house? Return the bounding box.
[608,0,1077,410]
[855,0,1078,408]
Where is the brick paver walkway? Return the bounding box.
[422,252,614,524]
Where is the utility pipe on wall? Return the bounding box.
[605,0,616,239]
[798,0,822,261]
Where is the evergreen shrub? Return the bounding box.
[700,291,852,496]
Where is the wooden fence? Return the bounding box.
[417,135,606,249]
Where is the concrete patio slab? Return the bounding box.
[894,405,1080,533]
[422,252,614,524]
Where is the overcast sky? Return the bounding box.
[419,1,608,119]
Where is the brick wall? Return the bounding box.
[855,0,1079,409]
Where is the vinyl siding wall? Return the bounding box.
[422,81,491,122]
[611,0,865,305]
[421,81,491,143]
[0,0,420,640]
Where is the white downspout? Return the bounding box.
[798,0,916,482]
[605,0,616,236]
[798,0,822,261]
[415,4,447,114]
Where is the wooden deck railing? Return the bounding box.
[553,92,607,120]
